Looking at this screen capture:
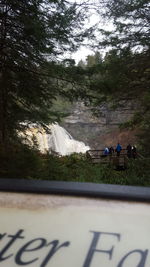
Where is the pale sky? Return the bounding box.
[72,47,95,63]
[67,0,114,63]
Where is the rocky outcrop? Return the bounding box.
[61,102,137,149]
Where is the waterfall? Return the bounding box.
[24,123,90,155]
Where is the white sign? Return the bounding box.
[0,192,150,267]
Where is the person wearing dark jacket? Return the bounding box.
[126,144,132,158]
[109,146,114,155]
[132,146,137,159]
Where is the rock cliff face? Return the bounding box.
[61,102,137,149]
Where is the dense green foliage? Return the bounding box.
[97,0,150,50]
[1,0,149,150]
[94,0,150,154]
[1,149,150,186]
[76,0,150,156]
[0,0,90,149]
[0,0,150,184]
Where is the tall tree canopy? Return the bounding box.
[0,0,91,147]
[81,0,150,153]
[97,0,150,50]
[1,0,150,154]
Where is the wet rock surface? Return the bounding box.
[61,102,137,149]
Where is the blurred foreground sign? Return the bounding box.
[0,180,150,267]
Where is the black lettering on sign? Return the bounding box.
[0,230,71,266]
[41,240,70,267]
[0,229,24,262]
[83,231,120,267]
[117,249,149,267]
[0,233,6,240]
[15,238,47,265]
[0,229,149,266]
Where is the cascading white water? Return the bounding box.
[24,123,90,155]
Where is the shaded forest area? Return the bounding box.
[0,0,150,184]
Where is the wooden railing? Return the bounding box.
[86,149,136,170]
[86,149,127,159]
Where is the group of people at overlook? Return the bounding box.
[103,143,137,158]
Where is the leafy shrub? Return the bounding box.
[0,149,150,187]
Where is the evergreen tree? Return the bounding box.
[0,0,90,148]
[86,52,102,67]
[78,59,86,68]
[98,0,150,50]
[91,0,150,154]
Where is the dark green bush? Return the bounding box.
[0,148,150,186]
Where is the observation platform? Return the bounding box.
[86,149,130,170]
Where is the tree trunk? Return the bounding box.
[0,3,9,149]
